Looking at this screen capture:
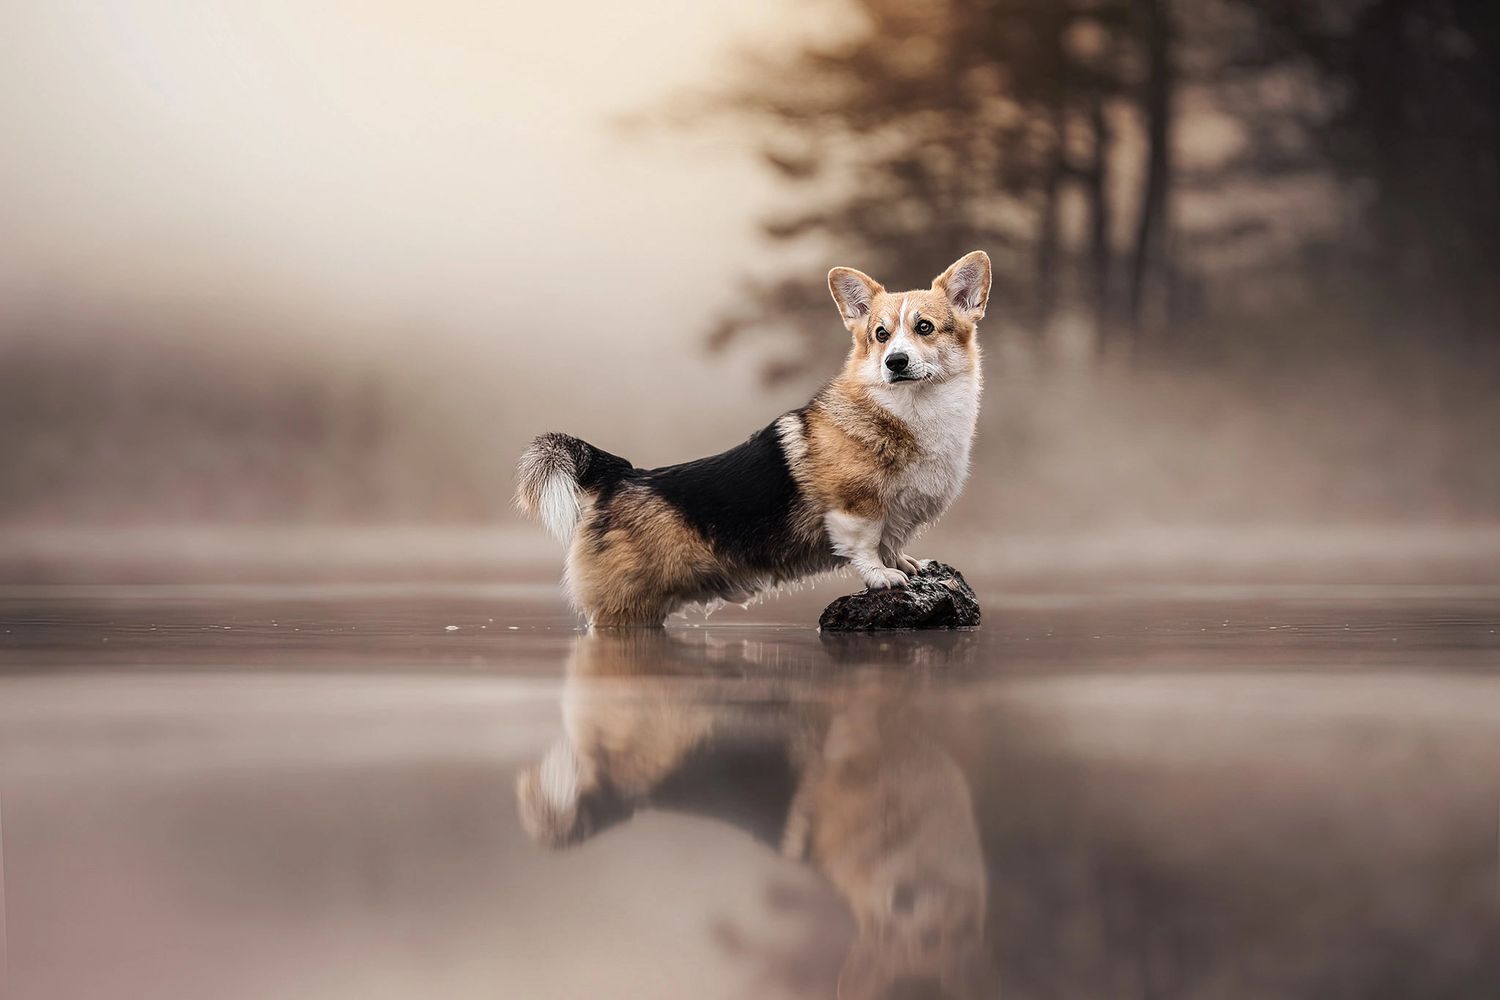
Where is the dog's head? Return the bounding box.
[828,251,991,388]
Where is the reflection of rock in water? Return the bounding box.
[817,627,983,672]
[517,630,994,999]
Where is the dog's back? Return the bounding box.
[516,418,838,625]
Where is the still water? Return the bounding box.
[2,574,1498,999]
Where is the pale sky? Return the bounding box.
[0,0,823,455]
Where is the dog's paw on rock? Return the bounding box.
[819,561,980,631]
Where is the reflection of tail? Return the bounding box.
[516,740,629,848]
[515,432,633,542]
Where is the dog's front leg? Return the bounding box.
[878,533,924,577]
[825,510,908,589]
[882,546,923,577]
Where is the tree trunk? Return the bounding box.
[1034,103,1065,339]
[1129,0,1175,342]
[1087,95,1114,355]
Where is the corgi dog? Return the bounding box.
[516,251,990,626]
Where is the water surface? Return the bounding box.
[2,574,1498,999]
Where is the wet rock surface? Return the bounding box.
[819,561,981,631]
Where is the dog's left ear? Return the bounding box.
[934,250,992,322]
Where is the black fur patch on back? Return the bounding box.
[641,419,811,570]
[547,432,634,493]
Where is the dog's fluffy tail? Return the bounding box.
[515,432,634,542]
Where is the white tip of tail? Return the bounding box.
[536,471,581,541]
[516,434,585,542]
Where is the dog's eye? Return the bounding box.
[874,327,889,343]
[915,319,934,335]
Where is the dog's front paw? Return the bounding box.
[894,553,922,576]
[862,566,910,590]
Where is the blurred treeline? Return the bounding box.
[0,301,514,523]
[701,0,1500,377]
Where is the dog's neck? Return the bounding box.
[869,367,981,455]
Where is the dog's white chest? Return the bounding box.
[875,377,980,532]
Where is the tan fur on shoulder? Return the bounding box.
[794,376,921,518]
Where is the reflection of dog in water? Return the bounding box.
[517,632,992,999]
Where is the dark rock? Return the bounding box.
[818,562,981,631]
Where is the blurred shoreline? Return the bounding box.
[4,521,1498,588]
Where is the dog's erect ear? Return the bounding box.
[934,250,992,322]
[828,267,883,331]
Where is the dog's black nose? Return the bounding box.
[885,352,909,373]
